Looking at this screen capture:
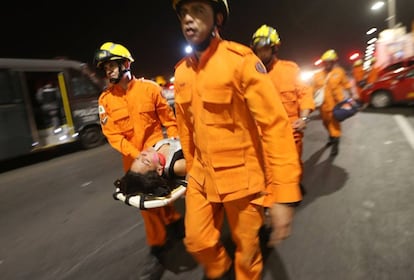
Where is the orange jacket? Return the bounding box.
[98,77,178,171]
[312,66,352,111]
[174,37,301,206]
[366,66,380,84]
[352,64,365,84]
[267,59,315,122]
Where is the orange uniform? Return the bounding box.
[174,37,301,279]
[366,65,380,84]
[352,64,365,84]
[98,77,181,246]
[267,59,315,157]
[312,66,352,138]
[352,64,366,94]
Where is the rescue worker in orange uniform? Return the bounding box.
[352,58,366,95]
[155,75,167,87]
[250,24,315,192]
[172,1,302,279]
[366,57,380,85]
[311,49,353,156]
[94,42,182,280]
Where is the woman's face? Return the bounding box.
[177,1,215,47]
[130,148,163,175]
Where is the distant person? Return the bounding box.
[94,42,183,280]
[250,24,315,194]
[311,49,354,156]
[352,58,366,95]
[36,83,61,128]
[366,57,380,85]
[171,0,302,279]
[155,75,167,87]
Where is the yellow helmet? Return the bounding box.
[321,49,338,61]
[172,0,229,25]
[251,24,281,48]
[353,59,363,67]
[94,42,134,68]
[155,75,167,86]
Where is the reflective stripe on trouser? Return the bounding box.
[140,205,181,246]
[184,176,264,280]
[320,109,341,137]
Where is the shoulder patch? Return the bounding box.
[98,105,105,114]
[255,61,267,74]
[98,105,108,125]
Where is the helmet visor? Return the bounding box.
[252,37,272,48]
[94,50,125,68]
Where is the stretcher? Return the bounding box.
[112,181,187,210]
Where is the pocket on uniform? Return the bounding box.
[215,165,248,194]
[137,103,157,124]
[279,91,299,117]
[201,88,233,125]
[112,108,133,131]
[210,145,244,168]
[174,85,192,114]
[209,141,249,194]
[138,103,155,112]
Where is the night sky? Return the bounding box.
[2,0,414,78]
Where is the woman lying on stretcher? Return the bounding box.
[113,138,187,209]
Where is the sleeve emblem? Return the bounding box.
[98,105,108,125]
[255,61,267,74]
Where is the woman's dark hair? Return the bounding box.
[115,170,172,197]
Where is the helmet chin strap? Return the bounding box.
[109,62,132,84]
[193,26,218,52]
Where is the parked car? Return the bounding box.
[360,65,414,108]
[377,56,414,78]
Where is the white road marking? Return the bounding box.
[394,114,414,150]
[59,222,142,279]
[80,181,92,187]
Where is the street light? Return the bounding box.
[371,0,396,29]
[366,27,377,35]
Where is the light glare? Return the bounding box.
[371,1,385,10]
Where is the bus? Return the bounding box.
[0,58,106,162]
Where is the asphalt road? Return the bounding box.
[0,105,413,280]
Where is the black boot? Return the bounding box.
[300,183,307,196]
[138,246,166,280]
[166,217,185,241]
[326,136,334,147]
[202,264,235,280]
[330,137,340,157]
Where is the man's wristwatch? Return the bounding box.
[301,116,311,123]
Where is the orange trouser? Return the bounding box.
[140,205,182,246]
[320,109,341,138]
[184,177,264,280]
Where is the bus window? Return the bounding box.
[26,72,64,130]
[0,70,33,159]
[35,82,62,128]
[70,73,101,98]
[0,70,22,104]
